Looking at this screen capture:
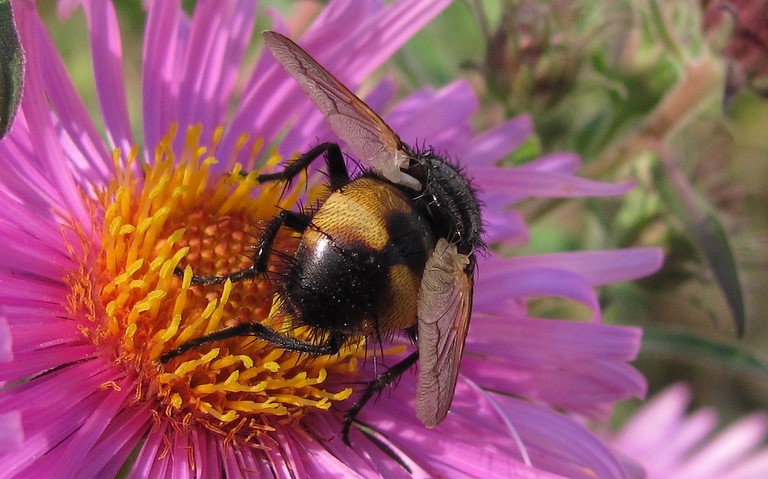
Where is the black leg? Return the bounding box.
[258,142,350,191]
[160,323,348,363]
[356,426,412,473]
[175,209,311,286]
[178,142,349,286]
[342,351,420,445]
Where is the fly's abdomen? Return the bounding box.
[280,177,435,337]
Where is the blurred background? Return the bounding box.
[39,0,768,427]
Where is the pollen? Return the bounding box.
[65,124,357,441]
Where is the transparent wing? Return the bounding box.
[416,238,474,427]
[262,31,420,189]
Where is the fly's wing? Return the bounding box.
[416,238,474,427]
[262,31,420,190]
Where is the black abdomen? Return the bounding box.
[280,178,435,337]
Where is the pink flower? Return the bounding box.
[0,1,662,477]
[611,384,768,479]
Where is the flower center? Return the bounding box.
[66,125,357,440]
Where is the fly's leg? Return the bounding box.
[342,351,419,445]
[160,323,348,363]
[257,142,349,190]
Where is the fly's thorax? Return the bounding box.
[279,176,435,338]
[403,153,482,257]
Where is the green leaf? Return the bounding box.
[690,211,746,336]
[653,161,746,336]
[642,328,768,379]
[0,0,24,138]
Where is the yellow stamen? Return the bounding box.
[66,124,359,442]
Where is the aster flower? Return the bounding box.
[0,1,662,478]
[610,384,768,479]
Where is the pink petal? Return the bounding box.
[56,0,81,20]
[166,429,194,479]
[300,412,418,478]
[613,383,693,450]
[483,209,529,245]
[674,413,768,478]
[82,1,134,156]
[475,265,602,321]
[360,77,397,113]
[463,115,534,167]
[492,395,635,479]
[386,81,476,154]
[361,380,573,479]
[613,384,768,479]
[221,0,453,163]
[131,422,171,478]
[518,151,582,174]
[0,317,11,363]
[486,248,664,286]
[142,0,185,153]
[278,77,394,160]
[0,411,23,453]
[48,377,134,476]
[474,166,636,199]
[464,316,645,415]
[725,449,768,479]
[7,3,89,223]
[617,392,720,474]
[176,0,257,136]
[0,362,115,475]
[32,12,112,184]
[80,404,152,478]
